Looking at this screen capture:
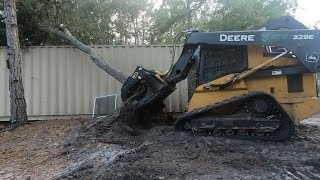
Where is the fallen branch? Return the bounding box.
[49,25,128,84]
[124,141,153,154]
[107,141,153,165]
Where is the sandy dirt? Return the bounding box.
[0,118,86,179]
[1,113,320,180]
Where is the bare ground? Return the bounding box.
[1,113,320,180]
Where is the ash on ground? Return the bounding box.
[1,110,320,180]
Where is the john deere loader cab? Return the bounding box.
[121,16,320,141]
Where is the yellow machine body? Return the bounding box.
[188,46,320,122]
[121,17,320,141]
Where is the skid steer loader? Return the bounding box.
[121,16,320,141]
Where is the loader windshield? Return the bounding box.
[198,45,248,85]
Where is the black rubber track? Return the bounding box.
[174,91,295,142]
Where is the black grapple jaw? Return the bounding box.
[121,66,176,112]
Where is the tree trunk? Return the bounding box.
[4,0,28,128]
[51,26,128,84]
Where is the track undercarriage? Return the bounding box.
[174,92,295,141]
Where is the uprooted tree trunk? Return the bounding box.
[50,25,128,84]
[49,26,169,130]
[49,26,139,129]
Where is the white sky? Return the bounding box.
[295,0,320,27]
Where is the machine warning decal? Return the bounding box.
[272,70,282,76]
[306,52,319,62]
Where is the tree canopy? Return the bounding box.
[0,0,297,46]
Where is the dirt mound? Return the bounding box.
[1,111,320,179]
[55,111,320,180]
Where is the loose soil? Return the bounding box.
[1,112,320,180]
